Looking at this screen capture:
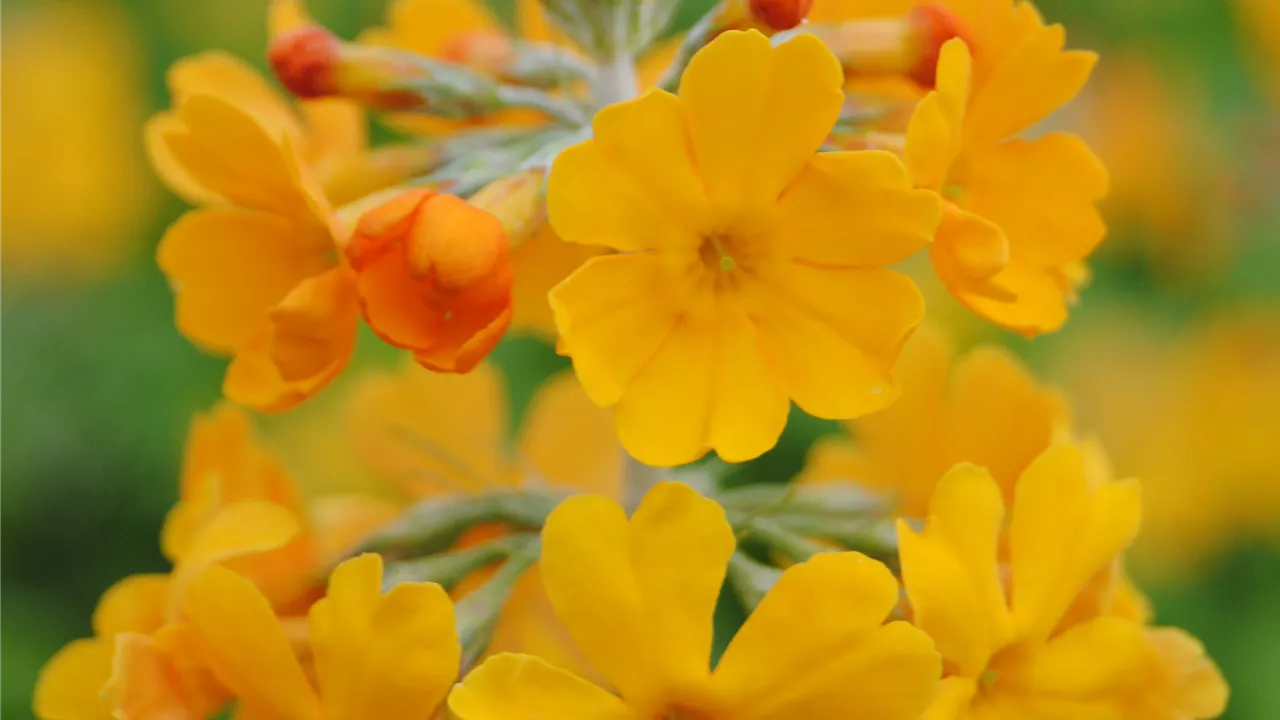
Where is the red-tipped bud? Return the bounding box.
[907,4,971,87]
[268,25,342,99]
[749,0,814,31]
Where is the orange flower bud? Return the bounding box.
[346,190,513,373]
[906,4,971,88]
[440,32,517,78]
[749,0,813,32]
[268,25,341,99]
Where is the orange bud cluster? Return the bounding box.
[346,190,513,373]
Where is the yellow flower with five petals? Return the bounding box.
[549,30,941,466]
[449,481,940,720]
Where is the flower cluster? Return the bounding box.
[37,0,1231,718]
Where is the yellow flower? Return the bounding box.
[905,14,1107,335]
[800,324,1071,516]
[1,1,156,280]
[895,443,1189,718]
[348,362,619,672]
[449,481,940,719]
[548,30,940,465]
[181,553,460,718]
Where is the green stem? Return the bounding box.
[455,537,541,671]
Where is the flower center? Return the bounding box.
[700,234,738,274]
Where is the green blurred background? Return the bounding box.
[3,0,1279,717]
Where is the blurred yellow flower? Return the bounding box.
[899,445,1138,715]
[549,30,939,465]
[347,362,619,671]
[800,324,1071,516]
[182,554,459,718]
[1237,0,1280,104]
[1,1,155,281]
[450,481,940,719]
[906,30,1107,335]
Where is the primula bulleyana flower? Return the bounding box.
[152,65,360,411]
[450,481,940,719]
[1,1,156,280]
[182,553,460,719]
[906,23,1107,335]
[801,324,1070,516]
[346,189,514,373]
[896,442,1223,718]
[549,30,940,465]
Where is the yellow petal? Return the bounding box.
[963,133,1109,267]
[954,261,1072,336]
[310,554,460,720]
[347,360,509,496]
[267,266,361,383]
[309,494,402,570]
[1009,444,1142,643]
[34,639,113,720]
[775,151,941,267]
[448,654,630,720]
[373,0,503,57]
[509,225,604,338]
[946,345,1070,504]
[680,30,843,215]
[169,501,301,618]
[163,94,315,219]
[518,372,623,498]
[921,677,978,720]
[1015,617,1150,715]
[897,464,1014,676]
[715,552,939,720]
[547,90,705,253]
[612,312,715,466]
[965,21,1096,145]
[540,483,733,706]
[550,253,684,407]
[157,209,331,354]
[931,204,1010,286]
[906,40,971,191]
[92,574,169,640]
[104,633,197,720]
[145,112,223,205]
[1138,628,1228,719]
[183,565,321,719]
[754,265,922,419]
[166,52,300,142]
[223,319,351,413]
[706,305,790,463]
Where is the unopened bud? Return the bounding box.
[799,3,970,88]
[906,4,971,87]
[467,169,547,248]
[749,0,813,32]
[268,25,342,99]
[441,32,518,78]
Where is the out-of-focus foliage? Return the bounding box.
[2,0,1278,717]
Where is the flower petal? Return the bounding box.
[157,208,330,354]
[897,464,1014,676]
[547,89,705,253]
[1010,444,1142,643]
[310,554,461,719]
[1016,617,1150,716]
[267,265,361,383]
[166,51,300,142]
[707,305,790,463]
[92,574,169,640]
[34,639,114,720]
[774,151,941,267]
[509,225,603,338]
[754,265,923,419]
[540,483,733,706]
[448,654,631,720]
[964,133,1109,268]
[905,39,970,190]
[550,253,684,407]
[104,633,198,720]
[715,552,939,720]
[183,565,321,719]
[680,30,843,216]
[518,372,623,498]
